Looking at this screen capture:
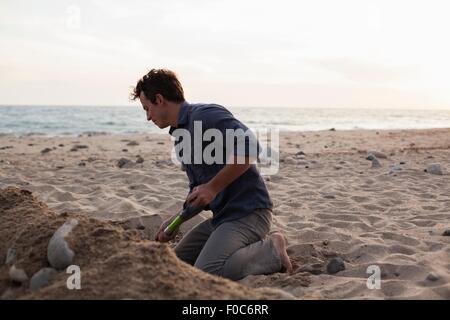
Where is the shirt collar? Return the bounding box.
[169,101,189,135]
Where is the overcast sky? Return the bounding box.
[1,0,450,109]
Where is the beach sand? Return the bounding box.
[1,128,449,299]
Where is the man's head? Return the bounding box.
[131,69,185,129]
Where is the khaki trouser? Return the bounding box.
[174,208,282,281]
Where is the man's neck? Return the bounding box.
[167,101,183,128]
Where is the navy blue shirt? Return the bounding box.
[169,101,273,227]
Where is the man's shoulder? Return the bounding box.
[189,102,233,122]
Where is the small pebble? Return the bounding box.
[426,272,439,282]
[136,155,144,164]
[5,248,16,264]
[30,268,57,292]
[326,257,346,274]
[117,158,132,168]
[9,265,28,283]
[367,151,387,159]
[127,141,139,146]
[371,157,382,168]
[442,230,450,236]
[425,163,443,175]
[40,148,52,154]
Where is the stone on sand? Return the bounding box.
[442,229,450,236]
[366,154,381,168]
[9,265,28,283]
[326,257,346,274]
[40,148,52,154]
[127,141,139,146]
[136,155,144,164]
[47,219,78,270]
[30,268,58,292]
[425,163,443,175]
[117,158,133,168]
[426,272,440,282]
[368,151,387,159]
[6,247,16,264]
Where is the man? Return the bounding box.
[131,69,292,281]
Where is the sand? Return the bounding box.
[1,128,450,299]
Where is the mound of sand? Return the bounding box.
[0,187,294,299]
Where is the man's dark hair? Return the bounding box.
[131,69,185,103]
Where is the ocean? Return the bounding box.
[1,105,450,136]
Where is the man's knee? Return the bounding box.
[174,245,196,265]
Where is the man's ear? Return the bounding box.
[155,94,164,105]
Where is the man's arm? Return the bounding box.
[186,155,253,208]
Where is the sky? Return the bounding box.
[1,0,450,109]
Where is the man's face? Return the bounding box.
[139,92,169,129]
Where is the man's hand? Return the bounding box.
[186,183,218,208]
[154,216,179,242]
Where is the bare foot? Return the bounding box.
[270,232,293,274]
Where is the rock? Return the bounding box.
[70,144,88,152]
[323,195,335,199]
[117,158,132,168]
[371,157,382,168]
[40,148,52,154]
[367,151,387,159]
[399,161,406,165]
[30,268,57,292]
[326,257,345,274]
[47,219,78,270]
[389,164,402,174]
[426,272,440,282]
[5,248,16,264]
[425,163,443,175]
[322,240,329,246]
[329,128,336,131]
[78,161,86,167]
[157,142,164,145]
[58,144,64,147]
[127,141,140,146]
[295,150,306,156]
[136,155,144,164]
[9,265,28,283]
[442,230,450,236]
[122,149,128,152]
